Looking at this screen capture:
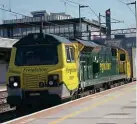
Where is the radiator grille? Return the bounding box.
[23,74,46,88]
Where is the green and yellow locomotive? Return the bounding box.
[6,33,131,108]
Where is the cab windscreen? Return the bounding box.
[15,45,58,66]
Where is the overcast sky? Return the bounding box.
[0,0,136,29]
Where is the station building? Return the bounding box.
[0,10,106,40]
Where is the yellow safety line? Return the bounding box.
[49,86,136,124]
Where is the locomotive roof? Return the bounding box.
[76,39,99,47]
[47,33,72,44]
[110,45,127,53]
[13,33,72,47]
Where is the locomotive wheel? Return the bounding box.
[92,89,96,94]
[104,84,110,90]
[96,88,100,92]
[71,91,79,101]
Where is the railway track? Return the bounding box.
[0,90,49,123]
[0,104,48,123]
[0,90,18,123]
[0,90,15,123]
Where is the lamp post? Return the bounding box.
[9,0,11,11]
[79,5,88,34]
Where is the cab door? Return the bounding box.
[64,45,79,91]
[119,53,126,74]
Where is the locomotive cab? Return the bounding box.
[6,33,79,107]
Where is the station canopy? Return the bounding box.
[0,37,18,49]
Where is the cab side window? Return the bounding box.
[65,46,75,63]
[66,46,71,62]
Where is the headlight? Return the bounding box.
[8,76,20,88]
[48,74,59,87]
[13,82,18,87]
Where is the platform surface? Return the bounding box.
[0,85,6,92]
[4,82,136,124]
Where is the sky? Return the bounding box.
[0,0,136,29]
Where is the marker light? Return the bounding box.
[9,77,14,82]
[53,75,58,80]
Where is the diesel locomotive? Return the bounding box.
[6,33,131,108]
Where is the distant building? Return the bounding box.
[0,10,106,40]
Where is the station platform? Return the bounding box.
[4,82,136,124]
[0,84,6,92]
